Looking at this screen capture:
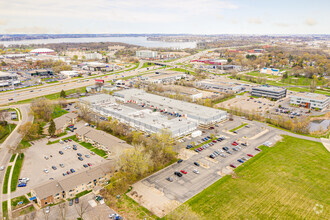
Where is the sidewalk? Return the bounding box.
[7,153,19,219]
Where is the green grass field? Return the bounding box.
[11,153,24,192]
[11,195,29,210]
[230,123,248,132]
[51,105,69,119]
[2,166,12,194]
[0,124,17,143]
[182,136,329,219]
[2,201,8,218]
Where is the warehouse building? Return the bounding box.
[113,89,227,125]
[0,71,20,87]
[136,50,158,59]
[251,86,287,100]
[290,93,329,110]
[196,79,245,93]
[81,94,197,137]
[145,71,187,84]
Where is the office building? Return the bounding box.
[290,93,329,110]
[251,86,287,100]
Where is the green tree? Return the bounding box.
[60,90,66,98]
[72,55,78,60]
[48,119,56,136]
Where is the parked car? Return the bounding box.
[44,156,49,160]
[18,183,26,187]
[45,206,50,214]
[43,169,49,173]
[0,166,5,171]
[85,154,90,158]
[180,170,187,174]
[87,163,92,166]
[194,162,200,166]
[70,168,75,173]
[78,157,83,161]
[83,164,88,168]
[51,166,57,170]
[237,159,244,163]
[73,145,77,150]
[230,164,236,168]
[174,171,182,177]
[223,147,229,151]
[193,169,199,174]
[166,177,173,182]
[255,147,261,151]
[177,159,183,163]
[69,199,73,206]
[77,153,82,157]
[60,164,64,168]
[232,147,238,151]
[59,151,64,155]
[75,197,79,204]
[247,154,254,157]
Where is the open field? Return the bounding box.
[181,135,329,219]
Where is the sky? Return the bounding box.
[0,0,329,35]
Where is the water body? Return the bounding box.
[1,36,197,49]
[309,119,330,132]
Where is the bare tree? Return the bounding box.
[58,203,67,220]
[75,200,90,220]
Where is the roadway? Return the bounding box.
[0,104,34,218]
[0,64,161,106]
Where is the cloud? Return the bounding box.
[0,19,7,25]
[248,18,262,24]
[231,19,238,24]
[217,15,224,20]
[274,23,290,27]
[304,18,317,26]
[5,26,49,34]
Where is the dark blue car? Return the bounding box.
[18,183,26,187]
[237,159,244,163]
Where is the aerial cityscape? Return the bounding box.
[0,0,329,219]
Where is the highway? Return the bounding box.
[0,64,159,106]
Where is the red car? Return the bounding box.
[229,164,236,168]
[180,170,187,174]
[247,154,254,157]
[231,142,238,146]
[212,140,217,143]
[87,163,92,166]
[255,148,261,151]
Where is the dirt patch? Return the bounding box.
[128,182,181,218]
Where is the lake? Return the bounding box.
[0,36,197,49]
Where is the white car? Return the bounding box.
[43,169,49,174]
[45,206,50,214]
[0,166,5,171]
[193,169,199,174]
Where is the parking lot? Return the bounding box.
[216,93,278,113]
[130,118,281,215]
[16,138,107,196]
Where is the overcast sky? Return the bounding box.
[0,0,329,35]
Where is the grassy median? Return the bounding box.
[11,153,24,192]
[179,135,329,219]
[2,166,12,194]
